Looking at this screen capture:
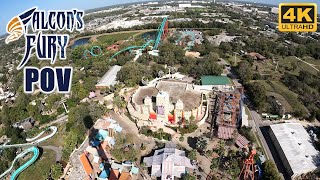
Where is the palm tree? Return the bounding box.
[196,137,208,154]
[113,96,126,114]
[159,128,164,139]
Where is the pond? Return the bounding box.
[71,37,90,49]
[140,31,157,41]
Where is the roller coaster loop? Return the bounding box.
[83,46,103,59]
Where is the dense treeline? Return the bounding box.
[282,71,320,120]
[0,126,26,174]
[116,40,223,86]
[178,54,223,77]
[244,82,267,111]
[237,33,320,59]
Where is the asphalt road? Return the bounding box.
[248,110,274,162]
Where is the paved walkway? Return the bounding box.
[39,115,68,129]
[109,110,145,153]
[295,56,319,72]
[110,111,139,135]
[68,138,89,180]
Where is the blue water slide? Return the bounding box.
[10,146,39,180]
[0,146,39,180]
[0,126,57,180]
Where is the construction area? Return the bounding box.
[209,87,243,140]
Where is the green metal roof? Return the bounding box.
[201,76,231,85]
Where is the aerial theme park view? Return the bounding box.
[0,0,319,180]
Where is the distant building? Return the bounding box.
[271,7,279,14]
[269,123,320,179]
[95,65,122,89]
[235,134,250,148]
[196,75,232,91]
[12,117,35,131]
[0,135,8,144]
[265,21,278,29]
[106,44,120,52]
[185,51,200,58]
[143,143,196,179]
[179,4,192,8]
[246,52,266,61]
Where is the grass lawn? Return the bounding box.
[226,54,243,66]
[39,124,65,147]
[253,59,282,79]
[266,92,293,113]
[256,80,301,113]
[303,56,320,66]
[269,81,308,115]
[18,149,56,180]
[277,56,300,75]
[97,32,138,44]
[256,80,274,92]
[278,56,319,75]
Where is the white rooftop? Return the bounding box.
[96,65,122,87]
[143,143,196,179]
[270,123,320,176]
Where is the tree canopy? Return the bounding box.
[117,62,151,86]
[262,160,282,180]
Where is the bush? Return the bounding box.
[140,126,172,141]
[37,115,53,125]
[179,136,185,142]
[140,144,146,150]
[187,150,197,160]
[178,124,198,134]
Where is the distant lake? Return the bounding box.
[71,38,90,49]
[141,31,157,41]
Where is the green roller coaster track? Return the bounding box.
[109,39,155,60]
[83,46,103,59]
[109,17,168,61]
[153,17,167,50]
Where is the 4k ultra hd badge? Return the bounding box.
[279,3,317,32]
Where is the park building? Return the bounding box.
[130,80,205,125]
[269,123,320,179]
[143,143,196,179]
[193,75,233,92]
[95,65,122,89]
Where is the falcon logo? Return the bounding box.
[5,7,85,94]
[5,8,36,44]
